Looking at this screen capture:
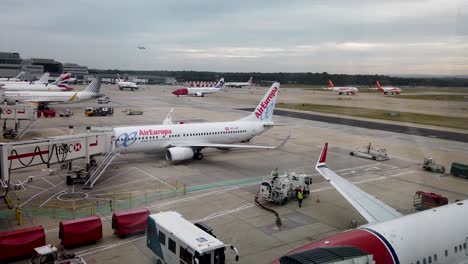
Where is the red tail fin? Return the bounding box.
[376,81,384,91]
[328,80,334,88]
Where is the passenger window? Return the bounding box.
[180,246,193,264]
[459,245,462,251]
[423,258,426,264]
[168,238,176,254]
[158,231,166,246]
[428,256,431,263]
[445,250,448,257]
[455,246,457,253]
[464,243,467,249]
[434,254,437,261]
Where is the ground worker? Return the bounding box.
[297,189,304,208]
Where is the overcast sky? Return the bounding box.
[1,0,467,75]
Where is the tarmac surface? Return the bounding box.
[1,84,468,263]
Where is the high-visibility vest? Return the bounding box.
[298,192,303,200]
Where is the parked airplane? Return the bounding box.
[116,74,138,91]
[1,77,103,108]
[114,82,286,162]
[172,78,224,97]
[276,143,468,264]
[376,81,401,95]
[1,72,72,91]
[326,79,358,95]
[225,77,253,88]
[0,71,26,82]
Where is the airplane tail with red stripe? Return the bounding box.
[328,80,334,89]
[376,81,384,92]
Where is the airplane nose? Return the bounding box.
[172,88,188,95]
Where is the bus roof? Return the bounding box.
[149,211,225,254]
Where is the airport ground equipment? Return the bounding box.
[422,157,445,173]
[97,96,110,104]
[1,104,37,139]
[349,142,389,161]
[59,216,102,248]
[126,109,143,115]
[0,130,114,196]
[58,109,73,117]
[413,191,448,211]
[30,244,86,264]
[257,169,312,205]
[112,208,150,238]
[0,225,46,262]
[85,107,113,116]
[41,109,56,118]
[450,162,468,179]
[147,211,239,264]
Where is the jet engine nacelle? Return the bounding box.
[165,147,194,161]
[195,92,204,97]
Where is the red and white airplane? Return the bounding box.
[326,80,358,95]
[275,143,468,264]
[172,78,224,97]
[376,81,401,95]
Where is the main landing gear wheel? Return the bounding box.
[193,152,204,160]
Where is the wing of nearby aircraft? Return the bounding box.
[315,143,402,223]
[163,108,174,125]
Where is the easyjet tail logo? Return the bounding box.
[255,86,278,119]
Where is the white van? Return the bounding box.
[97,96,110,104]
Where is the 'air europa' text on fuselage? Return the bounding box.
[255,86,278,118]
[139,129,172,136]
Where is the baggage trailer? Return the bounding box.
[30,244,86,264]
[0,226,46,262]
[413,191,448,211]
[451,162,468,179]
[112,208,150,238]
[147,211,239,264]
[350,142,389,161]
[59,216,102,248]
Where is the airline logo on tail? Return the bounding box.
[255,86,278,120]
[248,77,253,86]
[214,78,225,88]
[376,81,384,91]
[328,80,334,88]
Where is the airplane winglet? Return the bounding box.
[316,143,328,168]
[163,108,174,125]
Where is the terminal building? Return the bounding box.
[0,52,22,78]
[63,63,89,83]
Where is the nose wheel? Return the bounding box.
[193,152,204,160]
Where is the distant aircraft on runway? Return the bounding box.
[376,80,402,95]
[1,72,73,92]
[225,77,253,88]
[172,78,224,97]
[116,74,139,91]
[114,82,288,162]
[326,79,358,95]
[1,77,103,109]
[275,143,468,264]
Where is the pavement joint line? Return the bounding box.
[97,167,134,185]
[134,167,176,189]
[40,190,67,208]
[86,177,153,193]
[19,182,66,208]
[41,177,56,187]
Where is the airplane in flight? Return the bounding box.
[225,77,253,88]
[172,78,224,97]
[137,45,146,50]
[1,77,103,108]
[114,82,287,162]
[0,71,26,82]
[326,79,359,95]
[276,143,468,264]
[0,72,72,91]
[116,74,138,91]
[376,81,402,95]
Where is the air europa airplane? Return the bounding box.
[113,82,285,161]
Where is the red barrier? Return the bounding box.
[59,216,102,248]
[0,226,45,261]
[112,208,150,237]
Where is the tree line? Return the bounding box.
[89,69,468,87]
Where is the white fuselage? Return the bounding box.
[226,82,251,88]
[380,87,401,94]
[116,81,138,89]
[3,91,98,104]
[188,87,220,95]
[2,82,69,91]
[330,87,358,94]
[368,200,468,263]
[113,121,268,153]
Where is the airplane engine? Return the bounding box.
[165,147,194,161]
[396,91,400,94]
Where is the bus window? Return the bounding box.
[197,253,211,264]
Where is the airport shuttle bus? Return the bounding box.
[147,211,239,264]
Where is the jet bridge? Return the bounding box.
[0,104,38,139]
[0,130,115,197]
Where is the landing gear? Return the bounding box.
[193,152,204,160]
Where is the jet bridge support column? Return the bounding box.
[0,145,9,192]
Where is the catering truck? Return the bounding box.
[147,211,239,264]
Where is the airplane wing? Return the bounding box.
[171,134,290,150]
[315,143,402,223]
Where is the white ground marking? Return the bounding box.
[24,184,46,191]
[19,183,65,207]
[97,167,134,185]
[39,190,67,207]
[134,167,176,189]
[86,177,153,193]
[41,177,56,187]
